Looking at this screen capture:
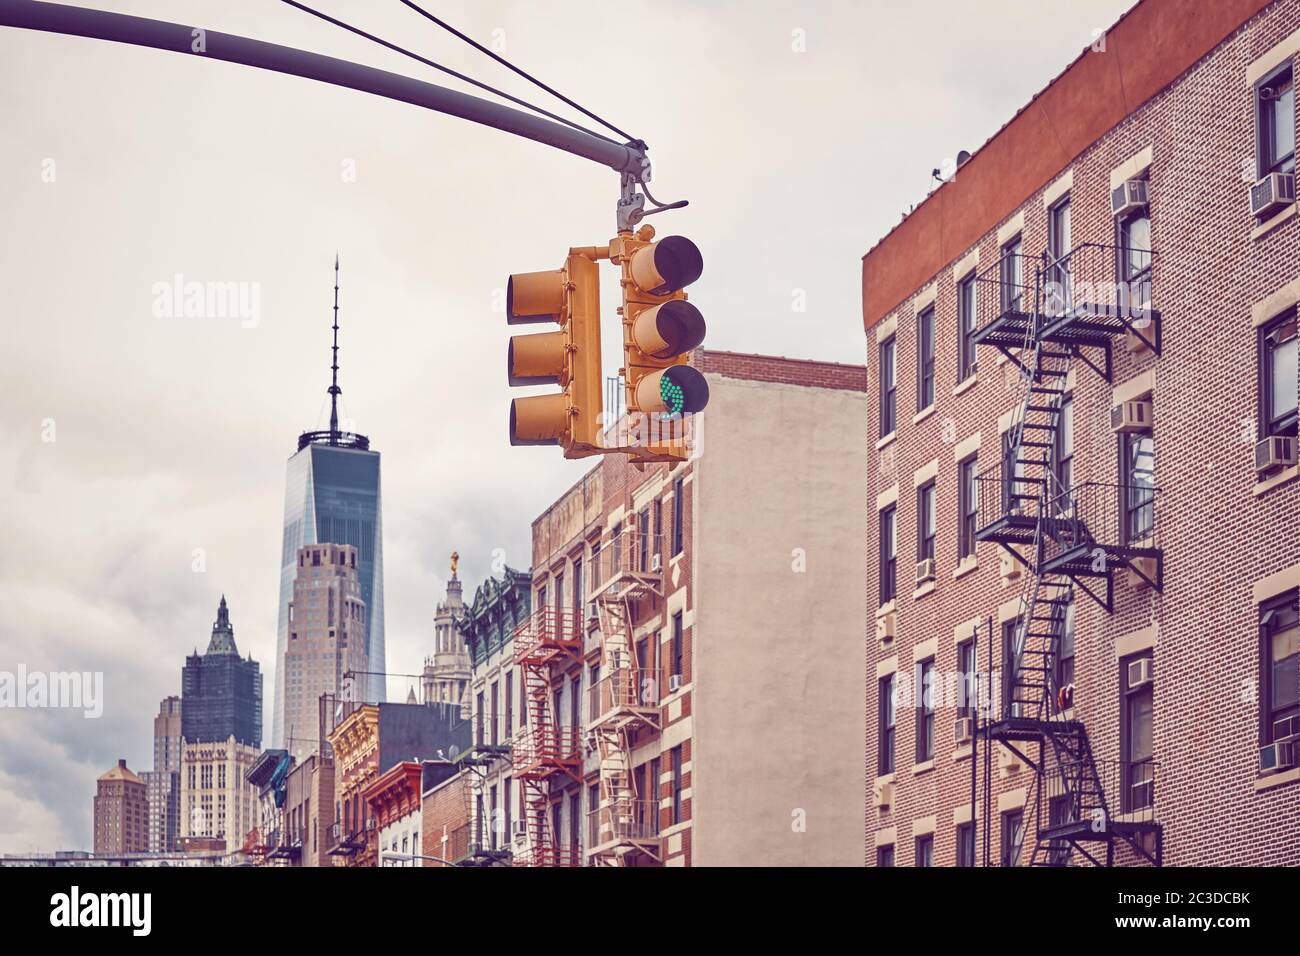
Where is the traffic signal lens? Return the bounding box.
[630,235,703,295]
[635,365,710,416]
[632,299,706,359]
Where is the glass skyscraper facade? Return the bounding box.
[273,441,386,749]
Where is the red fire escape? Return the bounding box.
[511,605,583,867]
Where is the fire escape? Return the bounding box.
[970,243,1163,867]
[587,523,665,867]
[511,605,583,866]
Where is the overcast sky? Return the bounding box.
[0,0,1133,852]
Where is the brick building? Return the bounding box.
[93,759,148,855]
[515,349,868,866]
[420,759,470,867]
[863,0,1300,866]
[365,761,423,866]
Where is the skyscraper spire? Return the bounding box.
[329,253,341,444]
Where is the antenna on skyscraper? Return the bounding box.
[329,253,341,444]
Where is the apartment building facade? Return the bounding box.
[93,759,148,855]
[863,0,1300,866]
[517,349,868,866]
[456,567,531,864]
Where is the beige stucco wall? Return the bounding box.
[693,373,868,865]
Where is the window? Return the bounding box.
[877,844,895,867]
[504,777,512,845]
[505,672,513,738]
[490,682,499,746]
[1047,197,1072,313]
[569,792,580,857]
[672,477,685,555]
[1260,309,1298,438]
[879,336,897,436]
[554,572,564,609]
[489,785,498,850]
[957,273,977,381]
[1055,597,1075,702]
[916,306,935,411]
[638,509,650,571]
[878,673,896,774]
[916,658,936,763]
[1257,64,1295,178]
[570,675,581,731]
[476,691,485,746]
[1000,809,1024,867]
[1121,428,1155,543]
[1002,430,1028,516]
[1117,205,1152,319]
[671,611,684,679]
[671,746,684,825]
[957,640,976,718]
[1047,795,1072,866]
[958,456,977,559]
[572,558,583,607]
[1054,395,1074,497]
[956,822,975,867]
[879,505,897,604]
[1261,591,1299,746]
[1000,235,1023,314]
[648,756,661,834]
[914,834,934,867]
[1003,618,1024,719]
[916,481,936,563]
[1121,650,1154,812]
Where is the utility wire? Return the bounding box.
[279,0,621,145]
[398,0,638,145]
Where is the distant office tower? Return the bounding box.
[422,552,470,708]
[182,597,262,748]
[273,258,385,747]
[145,695,182,852]
[282,542,369,761]
[94,759,147,855]
[180,597,263,849]
[153,695,182,771]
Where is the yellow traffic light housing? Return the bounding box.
[506,252,604,457]
[614,227,708,416]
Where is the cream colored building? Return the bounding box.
[179,734,261,851]
[522,350,869,866]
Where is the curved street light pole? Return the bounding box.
[0,0,653,225]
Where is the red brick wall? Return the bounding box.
[865,0,1300,866]
[421,774,469,867]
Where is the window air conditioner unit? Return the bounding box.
[1110,399,1152,433]
[650,553,663,572]
[365,818,378,832]
[873,778,893,810]
[1255,435,1297,475]
[512,820,527,841]
[1259,739,1297,773]
[875,610,896,643]
[1111,178,1149,218]
[1126,657,1153,689]
[954,717,975,745]
[1250,171,1296,219]
[915,558,936,585]
[586,601,599,623]
[667,674,683,693]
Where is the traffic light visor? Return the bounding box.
[630,236,703,296]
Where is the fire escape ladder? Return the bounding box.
[981,254,1162,867]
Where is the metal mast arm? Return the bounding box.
[0,0,648,177]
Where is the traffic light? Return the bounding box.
[506,251,604,457]
[613,226,708,419]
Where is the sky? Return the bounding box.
[0,0,1133,852]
